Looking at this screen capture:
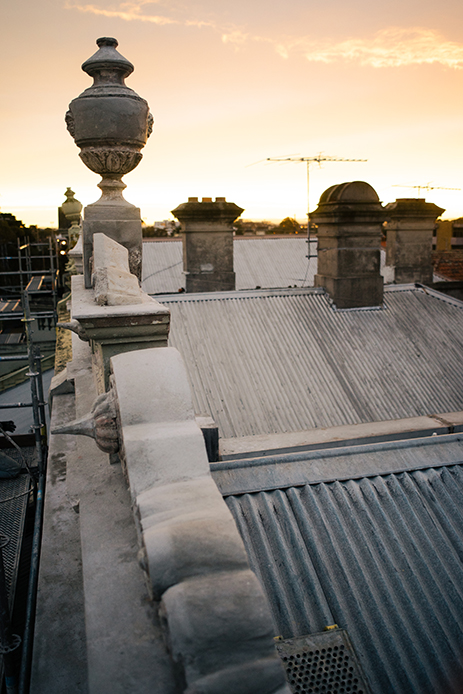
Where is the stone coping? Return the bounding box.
[220,411,463,459]
[71,275,169,319]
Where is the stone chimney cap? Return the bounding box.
[82,37,134,78]
[320,181,380,204]
[171,199,244,223]
[384,198,445,218]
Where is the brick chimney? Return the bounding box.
[171,197,243,293]
[311,181,385,308]
[384,198,444,284]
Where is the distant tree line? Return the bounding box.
[234,217,304,235]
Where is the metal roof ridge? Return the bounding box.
[213,432,463,471]
[158,286,326,302]
[211,432,463,496]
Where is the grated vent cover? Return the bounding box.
[275,628,372,694]
[0,473,32,605]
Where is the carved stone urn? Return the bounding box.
[65,37,153,286]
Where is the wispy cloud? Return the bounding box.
[66,2,463,70]
[297,27,463,69]
[67,1,177,24]
[66,0,215,27]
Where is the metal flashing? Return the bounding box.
[212,433,463,496]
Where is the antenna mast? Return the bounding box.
[266,155,367,254]
[393,184,461,197]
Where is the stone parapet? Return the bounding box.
[71,275,170,392]
[111,347,287,693]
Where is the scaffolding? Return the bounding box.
[0,287,49,694]
[0,237,59,313]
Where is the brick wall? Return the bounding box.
[432,250,463,280]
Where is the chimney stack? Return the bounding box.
[384,198,444,284]
[171,197,243,293]
[311,181,385,308]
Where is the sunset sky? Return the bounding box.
[2,0,463,227]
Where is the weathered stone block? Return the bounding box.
[184,656,289,694]
[160,570,282,685]
[137,477,227,524]
[121,422,209,497]
[93,233,145,306]
[143,511,250,598]
[111,347,195,426]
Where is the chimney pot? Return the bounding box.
[202,197,213,203]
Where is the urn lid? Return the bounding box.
[81,37,134,79]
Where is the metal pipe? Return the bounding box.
[0,357,29,363]
[17,473,45,694]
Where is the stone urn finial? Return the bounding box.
[65,38,153,285]
[65,37,153,205]
[61,188,82,232]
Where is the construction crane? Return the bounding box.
[266,155,367,259]
[392,184,461,197]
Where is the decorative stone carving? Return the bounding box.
[61,188,83,271]
[79,148,143,176]
[65,37,153,286]
[65,37,152,180]
[52,388,119,454]
[56,319,89,342]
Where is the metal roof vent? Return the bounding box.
[275,628,372,694]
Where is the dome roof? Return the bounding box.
[319,181,380,205]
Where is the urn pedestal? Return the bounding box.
[65,37,153,287]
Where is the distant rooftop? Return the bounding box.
[142,236,316,294]
[142,236,444,295]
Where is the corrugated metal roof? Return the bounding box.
[142,237,316,294]
[220,436,463,694]
[160,286,463,439]
[142,240,184,294]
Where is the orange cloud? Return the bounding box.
[66,0,184,25]
[65,3,463,70]
[291,27,463,69]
